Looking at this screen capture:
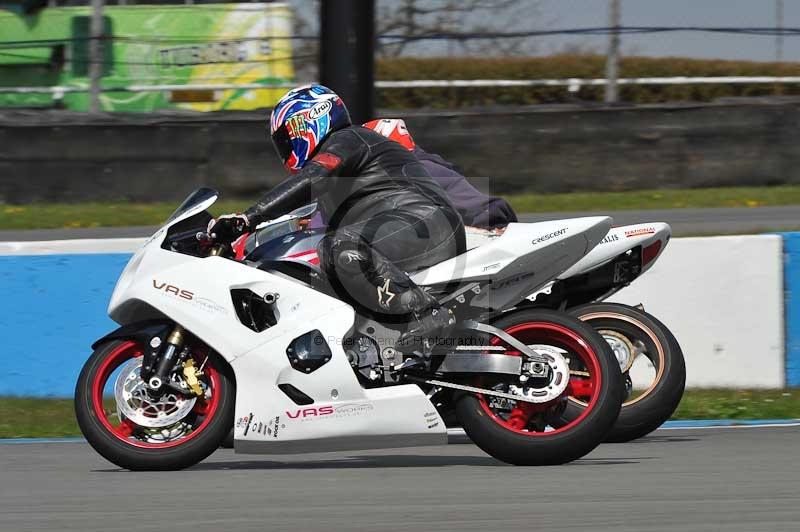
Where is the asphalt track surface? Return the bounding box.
[3,206,800,242]
[2,426,799,532]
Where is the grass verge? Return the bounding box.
[0,398,81,438]
[4,186,800,231]
[671,389,800,420]
[1,390,799,438]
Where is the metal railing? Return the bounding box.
[2,76,800,99]
[376,77,800,92]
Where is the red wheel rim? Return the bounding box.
[477,322,602,437]
[90,341,222,449]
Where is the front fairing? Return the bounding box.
[108,188,219,318]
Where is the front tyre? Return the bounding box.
[75,340,235,471]
[456,309,623,465]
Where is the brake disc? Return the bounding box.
[598,329,637,372]
[113,359,196,428]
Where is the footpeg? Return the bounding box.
[392,356,427,372]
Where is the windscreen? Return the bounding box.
[165,187,219,225]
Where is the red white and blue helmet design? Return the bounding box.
[269,84,351,172]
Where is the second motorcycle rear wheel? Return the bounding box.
[564,303,686,443]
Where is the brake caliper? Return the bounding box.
[182,359,205,397]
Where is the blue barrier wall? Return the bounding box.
[3,232,800,395]
[0,254,131,396]
[783,233,800,387]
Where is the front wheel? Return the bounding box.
[455,309,623,465]
[75,339,235,470]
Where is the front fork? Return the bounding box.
[145,324,187,392]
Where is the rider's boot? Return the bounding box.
[394,287,456,354]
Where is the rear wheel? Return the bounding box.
[455,309,623,465]
[75,339,235,470]
[564,303,686,442]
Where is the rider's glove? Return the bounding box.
[207,213,251,243]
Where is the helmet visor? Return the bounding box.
[271,124,293,164]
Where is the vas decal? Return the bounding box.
[286,403,375,422]
[153,280,228,315]
[152,280,194,300]
[286,406,334,419]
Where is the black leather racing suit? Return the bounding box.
[244,125,466,323]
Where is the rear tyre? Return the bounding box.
[75,340,235,471]
[566,303,686,443]
[455,309,623,465]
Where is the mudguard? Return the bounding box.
[91,319,174,350]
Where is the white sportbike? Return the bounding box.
[75,188,624,470]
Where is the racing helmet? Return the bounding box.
[363,118,416,151]
[270,84,351,172]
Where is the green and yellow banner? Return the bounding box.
[0,2,295,111]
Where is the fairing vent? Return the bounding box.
[278,384,315,405]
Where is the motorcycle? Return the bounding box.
[239,207,686,443]
[75,188,624,470]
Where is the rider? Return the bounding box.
[363,118,518,229]
[208,84,465,344]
